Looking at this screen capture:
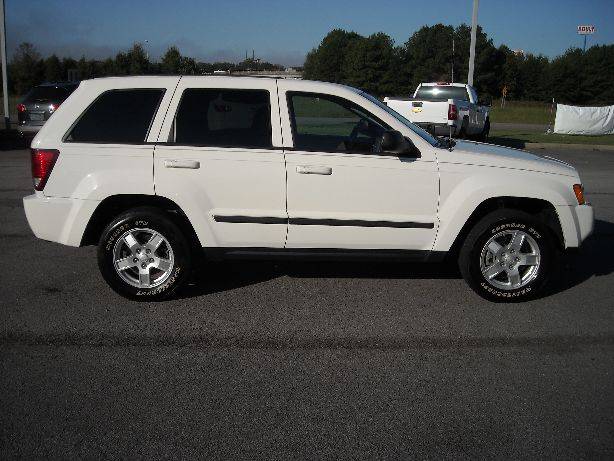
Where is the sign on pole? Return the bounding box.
[577,25,595,35]
[577,25,595,52]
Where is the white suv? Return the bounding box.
[23,76,594,301]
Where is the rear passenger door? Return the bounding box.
[154,77,287,249]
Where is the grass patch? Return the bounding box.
[490,129,614,147]
[489,100,555,125]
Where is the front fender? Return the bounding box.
[434,166,576,252]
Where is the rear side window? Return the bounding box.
[66,89,165,143]
[173,89,272,148]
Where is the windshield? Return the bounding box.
[415,85,469,101]
[358,91,441,147]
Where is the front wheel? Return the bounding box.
[97,208,192,300]
[459,210,556,302]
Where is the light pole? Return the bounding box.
[467,0,479,86]
[0,0,9,130]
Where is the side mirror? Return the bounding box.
[379,130,420,158]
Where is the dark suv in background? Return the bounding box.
[17,82,78,137]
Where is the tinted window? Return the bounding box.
[288,92,388,153]
[415,85,469,101]
[66,89,164,143]
[25,86,72,103]
[174,89,272,148]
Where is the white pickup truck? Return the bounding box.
[23,76,592,302]
[384,82,490,140]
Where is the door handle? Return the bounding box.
[296,165,332,175]
[164,159,200,169]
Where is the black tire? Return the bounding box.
[458,209,556,302]
[476,118,490,141]
[97,207,192,301]
[458,117,469,139]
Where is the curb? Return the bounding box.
[524,142,614,151]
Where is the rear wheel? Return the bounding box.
[97,208,191,300]
[459,210,556,302]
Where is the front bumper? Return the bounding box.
[23,194,99,247]
[556,203,594,248]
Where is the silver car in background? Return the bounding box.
[17,82,78,138]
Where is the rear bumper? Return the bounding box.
[415,122,459,136]
[556,203,594,248]
[23,194,99,246]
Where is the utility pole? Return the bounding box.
[467,0,479,86]
[0,0,9,130]
[451,34,455,83]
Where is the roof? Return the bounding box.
[39,81,79,87]
[420,82,470,88]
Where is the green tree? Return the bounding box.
[179,56,198,75]
[126,43,150,75]
[549,48,588,104]
[44,54,63,82]
[77,56,95,80]
[161,46,182,74]
[400,24,455,91]
[10,42,44,94]
[341,33,400,96]
[303,29,361,82]
[451,24,505,98]
[518,53,551,101]
[581,44,614,105]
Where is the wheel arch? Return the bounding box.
[442,196,565,259]
[81,194,202,250]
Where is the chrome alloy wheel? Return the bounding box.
[479,229,541,291]
[112,227,174,289]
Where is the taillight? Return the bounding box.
[49,103,59,112]
[30,149,59,191]
[448,103,458,120]
[17,103,26,113]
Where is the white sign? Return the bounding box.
[577,25,596,35]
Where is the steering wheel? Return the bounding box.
[349,118,369,140]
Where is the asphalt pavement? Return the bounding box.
[1,146,613,459]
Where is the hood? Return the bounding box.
[447,140,578,178]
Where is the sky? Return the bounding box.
[6,0,614,66]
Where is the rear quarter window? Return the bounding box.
[65,89,165,143]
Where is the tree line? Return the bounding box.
[8,24,614,105]
[303,25,614,105]
[8,42,286,95]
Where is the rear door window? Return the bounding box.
[173,89,272,148]
[66,89,165,143]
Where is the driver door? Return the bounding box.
[278,87,439,251]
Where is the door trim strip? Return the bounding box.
[213,215,434,229]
